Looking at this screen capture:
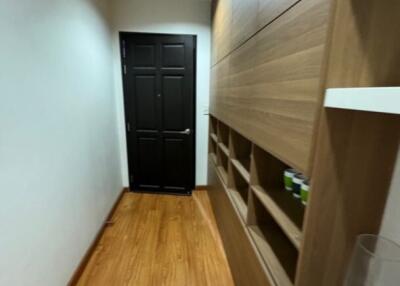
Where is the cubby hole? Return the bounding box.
[210,115,218,135]
[209,137,217,164]
[218,121,230,149]
[228,163,250,220]
[209,116,218,142]
[217,147,229,184]
[248,193,299,285]
[230,129,252,182]
[252,145,305,232]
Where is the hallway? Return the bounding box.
[76,191,234,286]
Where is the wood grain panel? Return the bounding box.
[210,55,231,117]
[211,0,331,174]
[296,0,400,285]
[324,0,400,87]
[231,0,258,49]
[211,0,233,64]
[208,158,273,286]
[257,0,299,29]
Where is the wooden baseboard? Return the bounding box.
[195,185,209,190]
[68,187,128,286]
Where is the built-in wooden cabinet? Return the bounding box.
[209,0,400,285]
[211,0,332,175]
[208,116,306,286]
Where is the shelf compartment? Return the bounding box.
[209,115,218,136]
[248,193,298,286]
[218,142,230,157]
[217,166,228,185]
[252,145,305,244]
[217,147,229,185]
[231,129,252,172]
[218,121,230,147]
[251,185,302,249]
[228,188,248,221]
[228,163,250,220]
[231,159,250,183]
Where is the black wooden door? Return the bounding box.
[120,32,196,195]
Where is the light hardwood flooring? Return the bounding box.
[76,190,235,286]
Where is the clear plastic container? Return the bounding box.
[345,234,400,286]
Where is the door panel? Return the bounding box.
[121,33,195,194]
[137,137,161,189]
[162,44,185,68]
[162,75,185,131]
[163,137,186,190]
[133,44,156,68]
[135,75,157,130]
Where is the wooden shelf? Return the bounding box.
[228,188,248,220]
[324,87,400,115]
[248,193,298,286]
[209,115,218,135]
[231,159,250,183]
[218,121,230,147]
[217,166,228,185]
[248,226,295,286]
[230,129,252,178]
[210,133,218,143]
[252,185,303,249]
[218,142,230,157]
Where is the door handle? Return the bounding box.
[179,128,191,135]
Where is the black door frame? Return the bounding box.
[119,31,197,194]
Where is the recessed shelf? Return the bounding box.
[210,133,218,143]
[217,145,229,185]
[217,166,228,185]
[210,115,218,135]
[324,87,400,114]
[248,194,298,286]
[228,188,248,220]
[218,121,230,147]
[231,129,252,172]
[252,185,303,249]
[219,142,230,157]
[229,163,250,220]
[252,146,305,238]
[231,158,250,183]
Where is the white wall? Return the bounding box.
[110,0,211,186]
[0,0,122,285]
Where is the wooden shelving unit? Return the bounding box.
[210,115,218,138]
[251,146,304,249]
[218,121,230,149]
[247,192,298,286]
[230,129,252,183]
[208,116,307,286]
[209,115,218,165]
[228,164,250,220]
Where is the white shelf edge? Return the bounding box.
[324,87,400,115]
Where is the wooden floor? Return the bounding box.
[76,190,235,286]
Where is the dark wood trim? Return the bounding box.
[68,188,128,286]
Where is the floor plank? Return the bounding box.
[76,191,235,286]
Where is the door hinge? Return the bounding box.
[127,122,131,132]
[123,64,127,75]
